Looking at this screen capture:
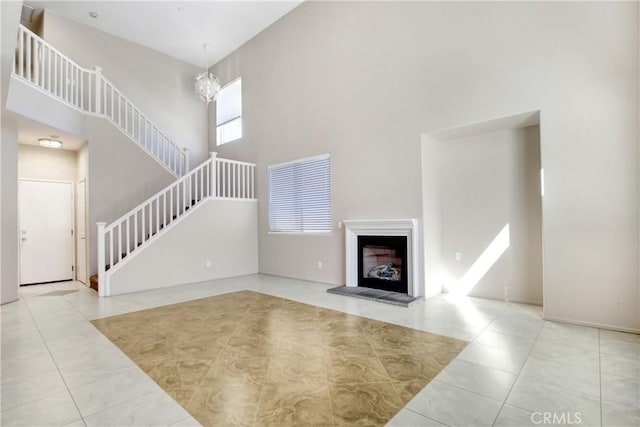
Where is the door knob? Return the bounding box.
[21,237,27,241]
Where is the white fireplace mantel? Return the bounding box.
[343,219,419,296]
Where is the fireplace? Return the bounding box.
[343,219,419,296]
[358,235,408,293]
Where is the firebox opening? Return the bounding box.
[357,235,408,294]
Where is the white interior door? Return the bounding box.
[19,180,74,285]
[76,179,87,284]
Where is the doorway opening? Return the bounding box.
[17,122,88,288]
[76,179,88,284]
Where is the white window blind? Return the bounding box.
[216,78,242,145]
[268,154,332,233]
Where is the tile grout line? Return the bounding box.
[16,279,621,427]
[327,314,415,425]
[20,292,88,426]
[80,389,158,422]
[359,323,468,426]
[489,317,545,426]
[449,354,530,376]
[426,377,505,403]
[183,298,258,425]
[444,301,531,385]
[465,302,510,343]
[403,407,453,427]
[598,328,603,427]
[359,323,401,411]
[25,283,181,424]
[314,306,338,427]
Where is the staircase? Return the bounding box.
[13,24,188,177]
[94,154,255,296]
[88,196,199,292]
[12,24,257,297]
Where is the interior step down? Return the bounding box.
[89,275,99,292]
[88,200,198,293]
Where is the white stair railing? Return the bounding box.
[215,157,256,200]
[12,24,187,177]
[96,154,256,296]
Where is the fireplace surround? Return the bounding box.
[343,219,419,296]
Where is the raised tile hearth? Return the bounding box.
[327,285,420,307]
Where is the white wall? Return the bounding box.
[42,11,209,166]
[421,136,442,298]
[77,143,88,182]
[109,199,258,295]
[440,126,542,305]
[18,144,78,182]
[85,116,175,276]
[212,2,639,331]
[1,0,23,305]
[1,120,20,305]
[6,79,86,137]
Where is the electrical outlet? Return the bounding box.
[455,252,462,261]
[317,261,323,269]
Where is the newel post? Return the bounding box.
[210,152,218,198]
[183,148,190,174]
[94,66,103,115]
[96,222,106,297]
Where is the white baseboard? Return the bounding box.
[258,272,341,287]
[543,315,640,334]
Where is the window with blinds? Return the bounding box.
[216,78,242,145]
[268,154,332,233]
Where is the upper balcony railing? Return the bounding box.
[13,24,187,177]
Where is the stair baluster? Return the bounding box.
[93,155,256,296]
[12,25,188,177]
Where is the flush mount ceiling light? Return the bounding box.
[194,43,220,104]
[38,136,63,149]
[89,11,98,18]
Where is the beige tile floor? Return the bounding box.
[91,290,466,426]
[1,275,638,426]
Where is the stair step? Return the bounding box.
[89,275,98,292]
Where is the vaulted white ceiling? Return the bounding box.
[26,1,302,67]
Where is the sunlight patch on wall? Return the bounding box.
[448,224,510,297]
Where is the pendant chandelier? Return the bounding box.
[194,44,220,104]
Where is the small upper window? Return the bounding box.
[216,78,242,145]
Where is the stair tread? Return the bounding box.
[89,275,99,292]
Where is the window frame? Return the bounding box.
[215,77,242,146]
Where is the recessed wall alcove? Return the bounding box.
[421,110,544,306]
